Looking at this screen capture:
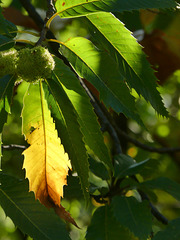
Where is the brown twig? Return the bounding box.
[35,0,56,46]
[116,128,180,154]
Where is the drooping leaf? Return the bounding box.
[22,81,71,207]
[0,172,70,240]
[111,196,152,240]
[0,75,16,132]
[55,0,177,18]
[153,218,180,240]
[44,77,90,203]
[0,35,15,51]
[53,57,112,169]
[140,177,180,201]
[86,12,168,116]
[114,154,152,178]
[60,37,144,125]
[86,205,136,240]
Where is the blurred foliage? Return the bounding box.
[0,0,180,239]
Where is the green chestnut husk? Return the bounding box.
[16,46,55,82]
[0,49,18,77]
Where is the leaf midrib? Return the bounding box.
[61,41,132,112]
[0,188,51,239]
[86,14,155,90]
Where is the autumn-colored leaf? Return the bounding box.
[54,204,80,228]
[22,81,71,207]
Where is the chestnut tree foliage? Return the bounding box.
[0,0,180,239]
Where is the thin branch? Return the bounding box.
[116,128,180,154]
[18,0,44,29]
[35,0,56,46]
[95,102,180,154]
[139,190,168,225]
[18,0,69,65]
[2,144,27,150]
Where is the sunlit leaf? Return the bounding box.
[53,57,112,169]
[60,37,144,125]
[112,196,152,240]
[22,81,71,207]
[55,0,177,18]
[0,172,70,240]
[44,77,90,203]
[86,12,168,116]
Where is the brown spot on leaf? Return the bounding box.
[62,2,65,6]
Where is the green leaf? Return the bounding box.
[53,57,112,169]
[111,196,152,240]
[0,35,15,51]
[44,77,90,203]
[60,37,144,125]
[114,154,151,178]
[86,12,168,116]
[64,176,84,200]
[153,218,180,240]
[0,172,70,240]
[0,108,7,133]
[86,205,136,240]
[0,75,15,132]
[55,0,177,18]
[140,177,180,201]
[89,155,109,180]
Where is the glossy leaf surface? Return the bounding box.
[86,12,168,116]
[53,57,112,169]
[55,0,177,18]
[60,37,143,125]
[45,77,90,203]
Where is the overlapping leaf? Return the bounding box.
[44,77,90,203]
[53,57,112,169]
[140,177,180,201]
[60,37,144,125]
[114,154,152,178]
[86,12,168,116]
[55,0,177,18]
[86,205,136,240]
[0,172,70,240]
[112,196,152,240]
[22,82,71,207]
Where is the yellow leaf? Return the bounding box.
[22,82,71,207]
